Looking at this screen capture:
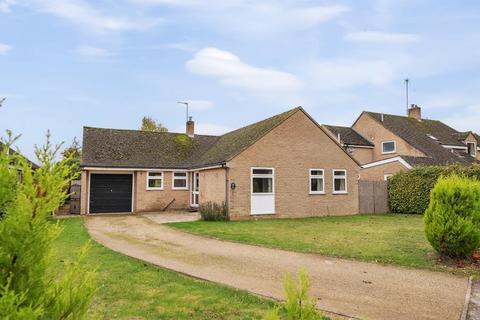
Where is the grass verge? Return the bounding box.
[53,218,274,319]
[168,214,479,277]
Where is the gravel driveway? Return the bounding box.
[85,214,468,320]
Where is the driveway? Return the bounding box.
[85,214,468,320]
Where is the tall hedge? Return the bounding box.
[388,164,480,214]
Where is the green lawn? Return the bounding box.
[168,214,477,276]
[54,218,274,319]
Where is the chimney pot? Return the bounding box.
[408,104,422,120]
[186,118,194,137]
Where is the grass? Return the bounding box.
[53,218,274,319]
[168,214,479,276]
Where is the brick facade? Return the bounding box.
[360,161,409,181]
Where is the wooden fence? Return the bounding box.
[359,180,389,213]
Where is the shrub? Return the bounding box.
[264,269,329,320]
[0,133,96,319]
[424,175,480,258]
[388,164,480,214]
[199,201,229,221]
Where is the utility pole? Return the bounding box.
[0,97,5,108]
[404,78,409,114]
[177,101,189,122]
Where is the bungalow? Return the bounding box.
[80,107,360,219]
[323,105,479,181]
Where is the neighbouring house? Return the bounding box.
[0,141,39,170]
[80,107,360,219]
[324,105,479,181]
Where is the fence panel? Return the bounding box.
[359,181,389,213]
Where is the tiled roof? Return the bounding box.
[365,112,478,166]
[82,107,302,169]
[323,125,373,147]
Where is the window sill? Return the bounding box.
[381,151,396,155]
[309,192,325,195]
[146,188,164,191]
[333,191,348,195]
[172,188,189,191]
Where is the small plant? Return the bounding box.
[199,201,229,221]
[424,175,480,259]
[265,269,329,320]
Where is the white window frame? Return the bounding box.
[172,171,189,190]
[467,142,477,157]
[146,171,164,190]
[381,140,396,154]
[384,174,393,181]
[332,169,348,194]
[251,167,275,195]
[309,169,325,195]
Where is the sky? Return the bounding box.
[0,0,479,161]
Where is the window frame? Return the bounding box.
[467,142,477,157]
[384,174,393,181]
[171,171,189,190]
[146,171,164,190]
[332,169,348,194]
[309,169,325,195]
[251,167,275,195]
[381,140,396,154]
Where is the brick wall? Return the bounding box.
[360,161,408,181]
[199,167,226,206]
[226,110,360,220]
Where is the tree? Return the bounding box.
[61,137,82,179]
[0,132,96,319]
[140,116,168,132]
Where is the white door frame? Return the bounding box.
[250,167,275,215]
[190,171,200,207]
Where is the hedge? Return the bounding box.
[388,164,480,214]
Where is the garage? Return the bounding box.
[89,174,133,213]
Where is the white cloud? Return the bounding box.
[0,43,12,55]
[0,0,15,12]
[442,104,480,133]
[181,100,214,110]
[175,122,231,135]
[186,47,303,92]
[306,58,396,89]
[2,0,161,33]
[77,45,109,57]
[344,31,420,44]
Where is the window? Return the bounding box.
[309,169,324,194]
[172,171,188,190]
[384,174,393,181]
[333,169,347,194]
[467,142,477,157]
[382,140,396,154]
[252,168,274,194]
[146,171,163,190]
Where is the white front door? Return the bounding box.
[251,168,275,215]
[190,171,199,207]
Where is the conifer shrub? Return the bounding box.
[264,269,329,320]
[424,175,480,258]
[0,132,96,319]
[199,201,229,221]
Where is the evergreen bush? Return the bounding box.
[0,132,96,319]
[388,164,480,214]
[424,175,480,258]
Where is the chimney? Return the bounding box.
[186,116,194,137]
[408,104,421,120]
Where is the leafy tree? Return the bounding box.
[0,132,96,319]
[265,269,329,320]
[140,116,168,132]
[424,175,480,258]
[61,137,82,179]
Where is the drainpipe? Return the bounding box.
[224,164,230,217]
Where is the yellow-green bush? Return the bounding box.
[388,164,480,214]
[199,201,229,221]
[424,175,480,258]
